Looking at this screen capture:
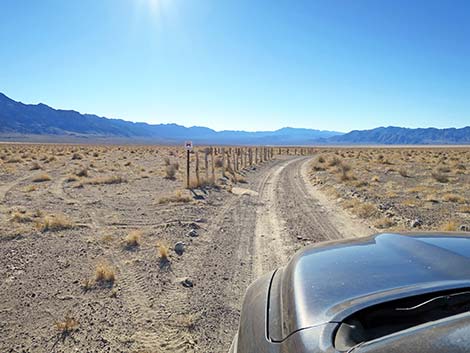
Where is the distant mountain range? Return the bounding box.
[315,126,470,145]
[0,93,340,145]
[0,92,469,145]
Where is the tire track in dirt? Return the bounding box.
[252,158,297,277]
[49,176,77,205]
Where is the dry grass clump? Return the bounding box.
[95,262,116,284]
[157,190,192,204]
[9,211,33,223]
[75,167,88,177]
[83,175,125,185]
[339,163,352,181]
[55,314,79,335]
[432,171,449,183]
[32,173,51,182]
[440,220,459,231]
[374,217,395,229]
[312,163,326,172]
[81,278,94,292]
[156,242,169,261]
[398,168,410,178]
[442,194,466,204]
[344,200,377,218]
[30,161,41,170]
[24,185,38,193]
[165,164,177,180]
[124,230,142,248]
[459,205,470,214]
[328,156,341,167]
[437,166,451,173]
[176,313,198,331]
[38,214,74,232]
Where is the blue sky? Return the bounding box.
[1,0,469,132]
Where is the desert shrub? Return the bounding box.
[440,220,459,231]
[7,157,21,163]
[75,167,88,177]
[398,168,409,177]
[55,314,79,335]
[30,162,41,170]
[374,217,395,229]
[32,173,51,182]
[38,214,74,232]
[157,190,192,204]
[165,164,176,180]
[339,163,352,181]
[442,194,465,203]
[437,166,451,173]
[95,262,116,284]
[432,172,449,183]
[157,242,169,261]
[352,202,377,218]
[10,211,33,223]
[124,230,142,248]
[83,175,125,185]
[328,156,341,167]
[24,185,38,192]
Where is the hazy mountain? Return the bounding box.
[0,92,341,145]
[2,93,468,145]
[316,126,470,145]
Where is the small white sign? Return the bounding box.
[184,141,193,151]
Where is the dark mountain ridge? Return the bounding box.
[0,92,341,145]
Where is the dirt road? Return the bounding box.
[185,156,372,353]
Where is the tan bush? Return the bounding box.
[157,190,192,204]
[55,314,79,334]
[440,220,459,231]
[124,230,142,248]
[38,214,74,232]
[95,262,116,284]
[165,164,176,180]
[32,173,51,182]
[442,194,465,203]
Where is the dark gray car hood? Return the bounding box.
[271,233,470,341]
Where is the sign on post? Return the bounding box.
[185,141,193,188]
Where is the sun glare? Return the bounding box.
[143,0,172,17]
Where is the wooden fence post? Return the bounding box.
[211,147,215,182]
[204,148,209,181]
[186,149,190,189]
[195,151,200,187]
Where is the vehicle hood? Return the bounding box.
[270,233,470,341]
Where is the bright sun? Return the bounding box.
[145,0,171,16]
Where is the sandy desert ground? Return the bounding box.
[308,147,470,232]
[0,144,468,353]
